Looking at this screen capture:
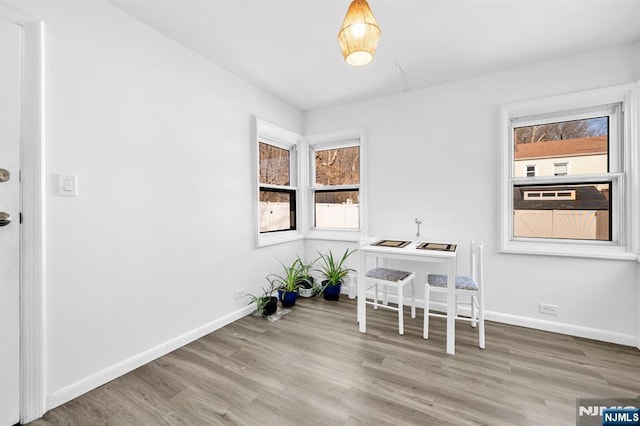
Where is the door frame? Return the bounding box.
[0,3,45,423]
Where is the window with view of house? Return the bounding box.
[312,143,360,230]
[513,117,611,241]
[500,84,639,259]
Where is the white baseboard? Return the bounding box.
[485,311,637,347]
[427,300,636,346]
[368,292,638,348]
[46,304,255,411]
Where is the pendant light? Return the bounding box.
[337,0,381,67]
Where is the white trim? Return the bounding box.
[525,164,537,177]
[257,232,304,248]
[46,304,255,411]
[304,127,362,146]
[19,20,46,423]
[304,229,362,242]
[485,310,637,347]
[253,117,303,248]
[500,83,639,259]
[305,127,366,236]
[424,299,635,347]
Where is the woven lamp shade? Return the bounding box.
[337,0,381,67]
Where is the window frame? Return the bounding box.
[254,118,304,247]
[526,164,537,177]
[553,162,569,176]
[305,128,365,241]
[499,83,639,260]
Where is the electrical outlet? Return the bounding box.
[539,303,558,316]
[234,288,246,300]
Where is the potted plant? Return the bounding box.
[296,256,318,298]
[268,258,304,307]
[316,248,356,301]
[246,281,278,317]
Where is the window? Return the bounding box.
[500,84,639,259]
[305,128,364,238]
[523,189,576,201]
[255,121,364,244]
[513,113,612,242]
[255,118,303,247]
[312,143,360,230]
[259,142,296,233]
[553,162,568,176]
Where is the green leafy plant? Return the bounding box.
[316,248,356,288]
[246,280,277,316]
[268,258,305,292]
[296,256,320,297]
[296,256,317,285]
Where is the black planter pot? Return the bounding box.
[322,280,342,301]
[263,296,278,316]
[278,289,298,307]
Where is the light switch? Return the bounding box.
[57,174,77,197]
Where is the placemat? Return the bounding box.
[416,242,457,252]
[372,239,411,248]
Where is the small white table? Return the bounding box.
[357,240,458,354]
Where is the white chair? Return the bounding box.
[361,237,416,335]
[423,240,485,349]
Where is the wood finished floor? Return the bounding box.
[31,298,640,426]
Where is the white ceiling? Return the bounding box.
[107,0,640,111]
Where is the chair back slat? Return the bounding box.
[470,240,484,288]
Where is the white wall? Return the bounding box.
[305,42,640,346]
[10,0,304,409]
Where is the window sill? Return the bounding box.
[304,229,362,243]
[501,240,639,261]
[257,231,304,248]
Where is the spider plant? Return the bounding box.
[316,248,356,287]
[296,256,317,285]
[246,280,277,316]
[268,258,305,292]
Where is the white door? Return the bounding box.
[0,17,21,426]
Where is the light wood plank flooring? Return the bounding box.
[30,298,640,425]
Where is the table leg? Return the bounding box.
[446,256,456,355]
[358,250,366,333]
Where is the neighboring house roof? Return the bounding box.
[514,185,610,210]
[514,136,607,160]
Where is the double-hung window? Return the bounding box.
[500,84,639,259]
[311,142,360,230]
[259,142,296,233]
[255,120,365,243]
[255,119,302,247]
[306,129,364,237]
